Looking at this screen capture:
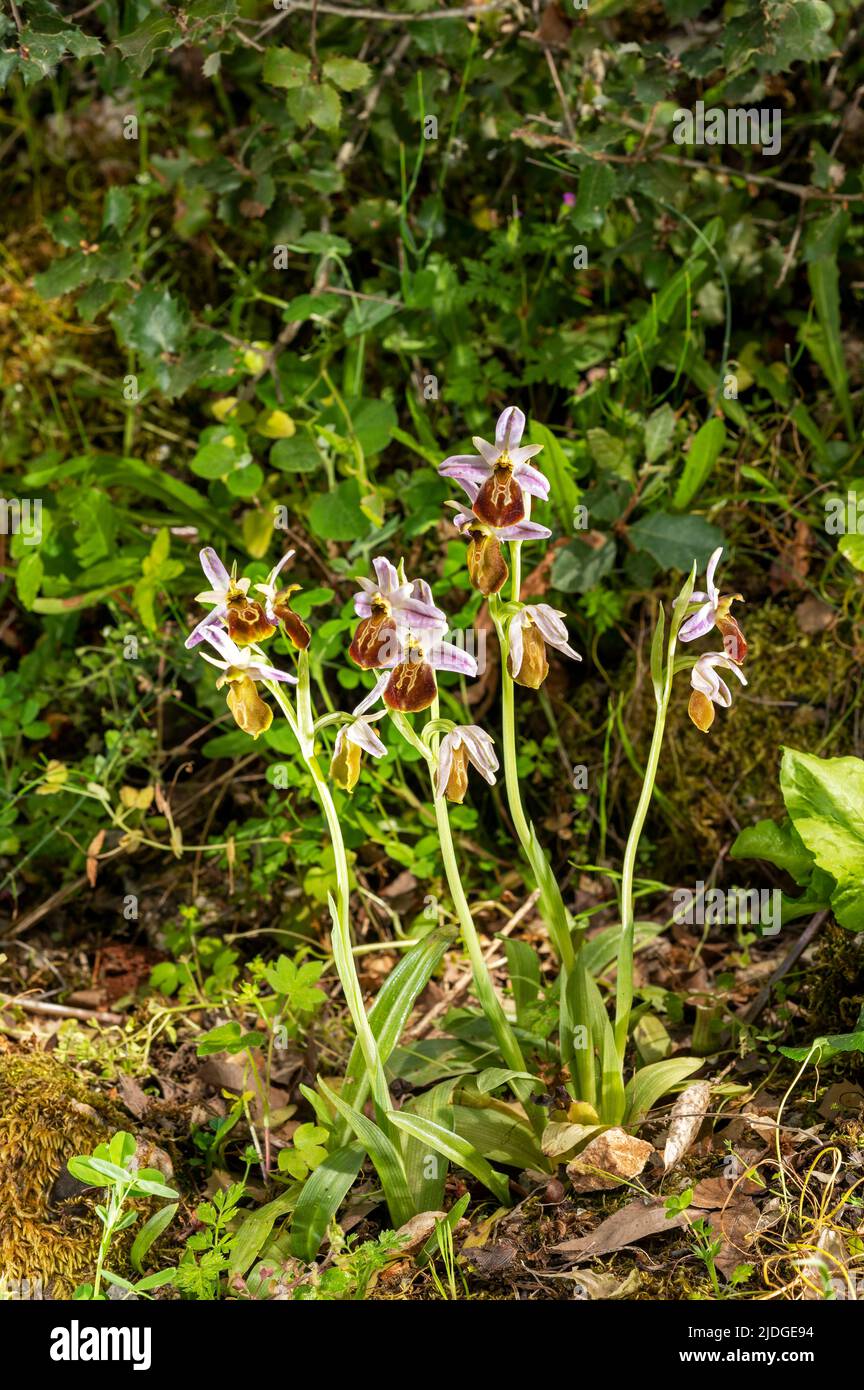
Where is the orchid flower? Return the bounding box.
[435,725,499,803]
[688,651,748,733]
[438,405,550,529]
[185,547,252,648]
[349,556,447,669]
[330,717,387,793]
[197,625,296,739]
[508,604,581,689]
[353,629,477,714]
[679,546,747,664]
[447,486,551,596]
[252,549,310,649]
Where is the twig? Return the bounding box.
[1,994,124,1026]
[543,45,575,142]
[740,910,829,1025]
[259,0,508,31]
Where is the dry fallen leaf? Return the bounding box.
[86,828,106,887]
[393,1210,446,1256]
[663,1081,712,1172]
[553,1198,687,1261]
[566,1127,655,1192]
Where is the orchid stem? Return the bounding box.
[393,704,542,1134]
[613,628,678,1064]
[265,678,392,1120]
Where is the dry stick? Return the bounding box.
[258,0,509,30]
[1,995,124,1026]
[740,909,829,1026]
[543,45,575,142]
[3,875,90,940]
[512,124,864,203]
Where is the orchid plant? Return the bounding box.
[184,407,751,1244]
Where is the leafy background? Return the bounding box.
[1,0,862,955]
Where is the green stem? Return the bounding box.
[613,648,676,1063]
[393,705,542,1134]
[265,679,392,1120]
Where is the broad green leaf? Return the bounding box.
[287,1143,365,1262]
[730,817,815,886]
[780,748,864,930]
[230,1187,300,1274]
[451,1103,549,1172]
[323,56,372,91]
[624,1057,703,1123]
[628,511,724,573]
[387,1111,511,1206]
[262,47,311,89]
[572,162,617,232]
[131,1203,178,1274]
[319,1077,414,1226]
[308,479,369,541]
[401,1080,457,1212]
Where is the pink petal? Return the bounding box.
[679,602,715,643]
[497,520,551,542]
[705,546,723,606]
[185,608,227,649]
[372,556,400,594]
[199,547,230,590]
[434,734,455,799]
[508,611,527,679]
[353,673,391,715]
[347,719,387,758]
[495,406,526,450]
[431,639,478,677]
[515,462,550,499]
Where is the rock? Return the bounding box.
[566,1127,655,1192]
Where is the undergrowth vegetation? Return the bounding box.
[1,0,863,1307]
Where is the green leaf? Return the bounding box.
[112,286,188,357]
[270,434,321,473]
[15,551,43,609]
[131,1203,178,1273]
[624,1058,703,1123]
[230,1187,301,1274]
[451,1104,548,1172]
[262,47,311,89]
[628,511,724,572]
[780,747,864,931]
[116,13,179,76]
[322,56,372,91]
[387,1111,512,1206]
[804,254,853,436]
[644,404,677,463]
[572,163,617,232]
[308,478,368,541]
[780,1026,864,1063]
[730,817,815,886]
[551,538,615,594]
[673,418,726,511]
[287,83,341,132]
[288,1143,365,1262]
[318,1077,415,1226]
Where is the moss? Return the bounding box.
[805,922,864,1034]
[0,1044,127,1295]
